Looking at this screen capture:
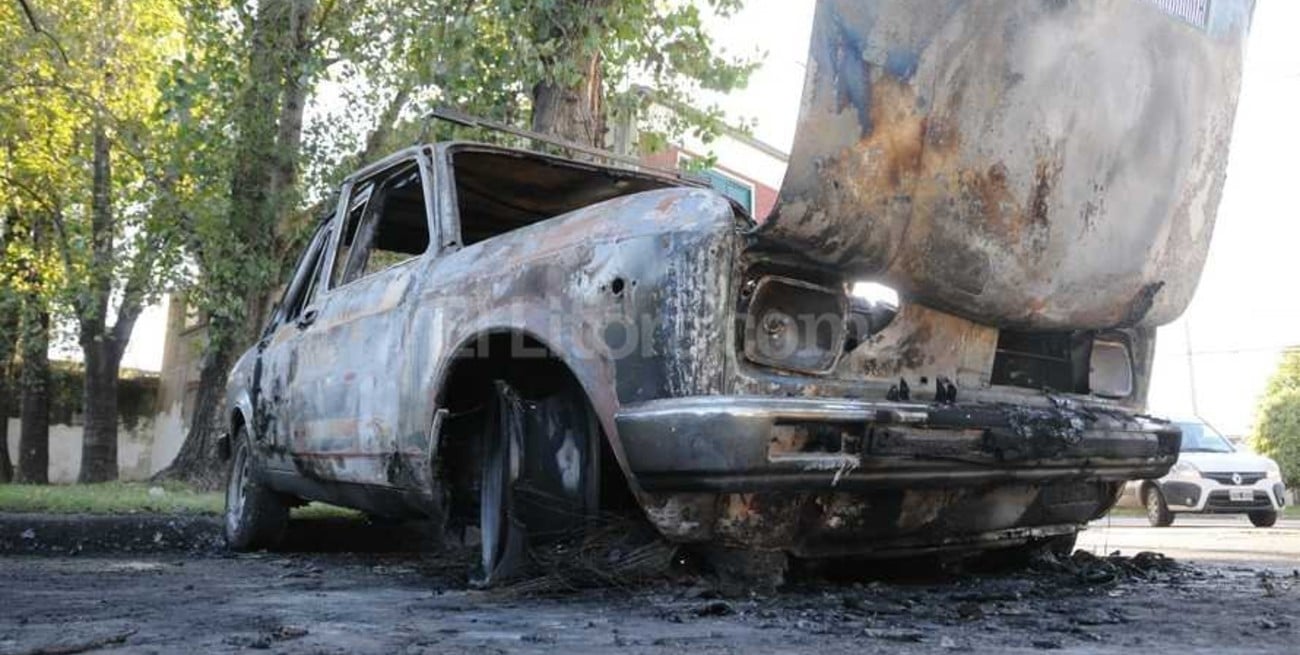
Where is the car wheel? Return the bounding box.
[224,426,289,551]
[1248,510,1278,528]
[1143,484,1174,527]
[477,380,599,586]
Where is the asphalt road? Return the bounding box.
[1,514,1297,654]
[1079,515,1300,563]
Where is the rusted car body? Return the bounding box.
[221,0,1253,574]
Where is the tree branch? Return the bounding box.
[308,0,337,49]
[15,0,70,65]
[111,235,160,347]
[0,174,75,285]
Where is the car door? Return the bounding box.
[286,154,436,486]
[254,224,331,472]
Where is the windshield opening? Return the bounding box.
[448,146,678,246]
[1177,422,1234,453]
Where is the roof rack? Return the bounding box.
[427,107,697,182]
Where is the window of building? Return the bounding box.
[699,168,755,214]
[676,153,756,214]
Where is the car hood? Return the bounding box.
[762,0,1255,329]
[1180,451,1276,474]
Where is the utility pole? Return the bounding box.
[1184,319,1200,418]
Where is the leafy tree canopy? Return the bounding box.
[1250,350,1300,486]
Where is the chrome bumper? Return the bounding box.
[616,396,1180,493]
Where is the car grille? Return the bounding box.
[1202,472,1265,486]
[1141,0,1210,29]
[1204,490,1272,511]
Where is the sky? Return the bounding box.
[1143,0,1300,435]
[122,0,1298,437]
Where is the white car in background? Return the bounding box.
[1124,421,1286,527]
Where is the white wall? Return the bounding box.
[5,414,172,483]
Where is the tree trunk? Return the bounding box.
[357,87,411,165]
[17,304,49,485]
[79,338,123,482]
[1,205,20,483]
[530,0,608,147]
[531,49,605,147]
[155,333,232,490]
[77,119,119,482]
[157,0,316,488]
[0,282,17,484]
[0,365,14,484]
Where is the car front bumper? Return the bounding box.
[1161,477,1286,513]
[615,396,1179,556]
[616,396,1180,492]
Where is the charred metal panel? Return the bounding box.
[406,182,742,492]
[638,486,1108,558]
[766,0,1254,328]
[840,303,997,389]
[288,262,418,486]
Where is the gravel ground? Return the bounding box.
[1,514,1297,654]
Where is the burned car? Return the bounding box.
[222,0,1254,581]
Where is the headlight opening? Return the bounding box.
[742,276,847,375]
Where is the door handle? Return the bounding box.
[297,308,319,329]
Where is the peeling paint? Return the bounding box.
[764,0,1254,329]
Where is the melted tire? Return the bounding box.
[969,532,1079,572]
[475,380,599,587]
[476,382,529,586]
[224,427,289,551]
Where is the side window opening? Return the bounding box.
[332,180,375,287]
[276,227,329,326]
[331,162,429,288]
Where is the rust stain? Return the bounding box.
[866,77,929,190]
[655,193,680,213]
[1029,156,1063,231]
[763,0,1250,329]
[768,425,812,457]
[964,163,1016,239]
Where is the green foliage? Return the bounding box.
[0,0,189,344]
[1250,351,1300,486]
[7,0,756,350]
[303,0,759,191]
[8,1,757,479]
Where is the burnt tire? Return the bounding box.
[476,380,599,586]
[1248,510,1278,528]
[224,426,289,551]
[1040,532,1078,558]
[1143,485,1174,527]
[970,532,1079,571]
